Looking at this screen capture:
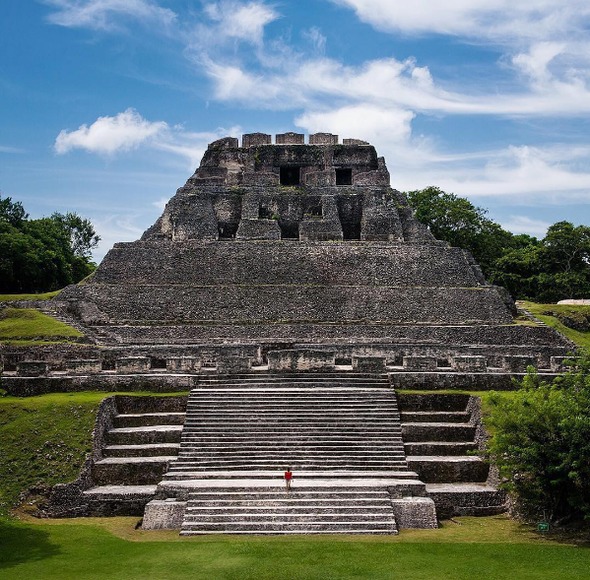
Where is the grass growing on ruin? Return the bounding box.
[0,290,61,302]
[1,515,589,579]
[521,301,590,349]
[0,392,102,517]
[0,307,82,344]
[0,392,189,518]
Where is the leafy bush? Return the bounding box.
[487,354,590,523]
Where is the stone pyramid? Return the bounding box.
[58,131,570,379]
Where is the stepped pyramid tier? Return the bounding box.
[53,131,570,372]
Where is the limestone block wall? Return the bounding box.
[89,241,483,288]
[69,284,514,325]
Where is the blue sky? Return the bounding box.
[2,0,590,260]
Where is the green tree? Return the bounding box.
[0,195,100,293]
[0,195,28,226]
[405,186,516,274]
[487,355,590,524]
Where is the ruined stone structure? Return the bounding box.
[1,133,574,532]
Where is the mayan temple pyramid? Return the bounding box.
[25,132,572,533]
[58,131,569,377]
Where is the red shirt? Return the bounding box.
[284,471,293,480]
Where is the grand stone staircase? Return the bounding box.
[399,393,506,518]
[143,373,436,534]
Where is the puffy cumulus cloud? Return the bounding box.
[203,1,278,46]
[44,0,176,31]
[296,104,415,145]
[329,0,590,43]
[55,109,168,155]
[55,109,240,169]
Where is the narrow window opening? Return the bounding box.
[150,357,167,369]
[336,168,352,185]
[280,166,300,186]
[279,221,299,239]
[218,222,239,239]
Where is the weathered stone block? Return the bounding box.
[16,361,49,377]
[299,219,343,241]
[115,357,151,374]
[142,500,187,530]
[276,132,304,145]
[403,356,437,371]
[65,359,102,374]
[217,356,252,374]
[451,356,487,373]
[502,355,536,373]
[391,497,438,529]
[166,357,202,373]
[267,349,335,372]
[309,133,338,145]
[207,137,238,150]
[235,219,281,240]
[352,356,386,372]
[242,132,271,147]
[241,172,280,186]
[343,138,369,145]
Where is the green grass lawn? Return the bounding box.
[0,515,588,580]
[0,307,82,344]
[521,301,590,349]
[0,290,61,302]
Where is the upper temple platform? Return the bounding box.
[140,132,435,243]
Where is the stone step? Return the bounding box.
[103,443,180,457]
[178,444,405,452]
[92,457,175,485]
[426,483,507,518]
[404,441,478,456]
[397,394,470,412]
[183,512,393,523]
[182,422,402,429]
[106,425,183,445]
[177,450,407,458]
[180,522,397,534]
[169,456,410,468]
[400,411,470,423]
[163,471,418,481]
[81,484,158,517]
[407,456,489,483]
[401,423,476,442]
[113,413,186,428]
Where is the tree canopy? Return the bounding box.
[405,186,590,302]
[0,195,100,293]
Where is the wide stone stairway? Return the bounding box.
[143,373,436,534]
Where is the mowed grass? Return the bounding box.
[0,290,61,302]
[1,515,589,580]
[521,301,590,349]
[0,307,82,344]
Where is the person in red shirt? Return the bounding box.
[284,466,293,493]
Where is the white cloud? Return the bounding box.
[44,0,176,31]
[203,1,278,46]
[54,109,240,170]
[302,27,327,54]
[296,104,414,145]
[55,109,168,155]
[0,144,26,154]
[329,1,590,43]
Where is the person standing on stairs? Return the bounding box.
[284,467,293,493]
